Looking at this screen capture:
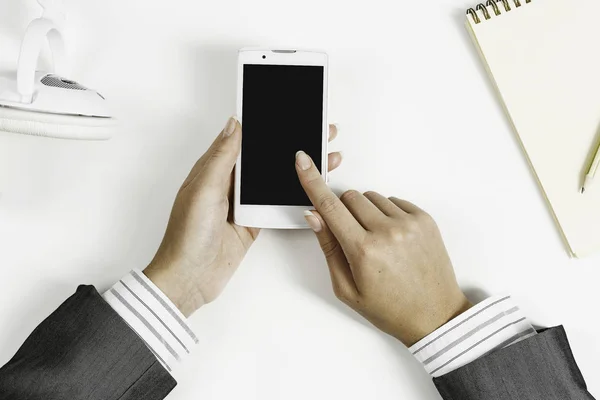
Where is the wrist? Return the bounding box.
[404,293,473,347]
[144,259,206,318]
[444,294,473,325]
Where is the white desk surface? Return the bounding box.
[1,0,598,398]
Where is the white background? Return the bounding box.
[0,0,598,399]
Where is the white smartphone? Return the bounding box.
[234,48,329,229]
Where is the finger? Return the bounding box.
[296,151,364,243]
[182,117,241,189]
[231,223,261,250]
[363,191,404,217]
[339,190,387,230]
[198,117,242,189]
[328,124,339,142]
[389,197,425,214]
[304,210,358,302]
[327,152,343,172]
[246,227,260,241]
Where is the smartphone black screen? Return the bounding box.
[241,64,324,206]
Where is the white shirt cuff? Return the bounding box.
[102,269,198,372]
[408,295,537,377]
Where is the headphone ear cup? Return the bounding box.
[0,107,115,140]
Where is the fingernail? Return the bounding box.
[224,117,237,137]
[296,151,312,171]
[304,210,322,232]
[334,123,341,133]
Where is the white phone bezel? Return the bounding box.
[234,48,329,229]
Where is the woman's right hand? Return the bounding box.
[295,151,472,347]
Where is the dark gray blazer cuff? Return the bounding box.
[0,285,176,400]
[433,326,595,400]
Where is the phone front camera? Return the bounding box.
[262,55,266,59]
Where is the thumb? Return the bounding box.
[204,117,242,180]
[186,117,241,190]
[304,210,358,302]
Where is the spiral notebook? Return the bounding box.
[466,0,600,258]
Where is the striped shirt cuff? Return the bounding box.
[102,269,199,372]
[408,295,537,377]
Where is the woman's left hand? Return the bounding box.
[144,118,342,316]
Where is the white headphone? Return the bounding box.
[0,0,116,140]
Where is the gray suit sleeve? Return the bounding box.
[433,326,595,400]
[0,285,176,400]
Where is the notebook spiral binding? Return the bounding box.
[467,0,532,24]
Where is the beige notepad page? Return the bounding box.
[467,0,600,257]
